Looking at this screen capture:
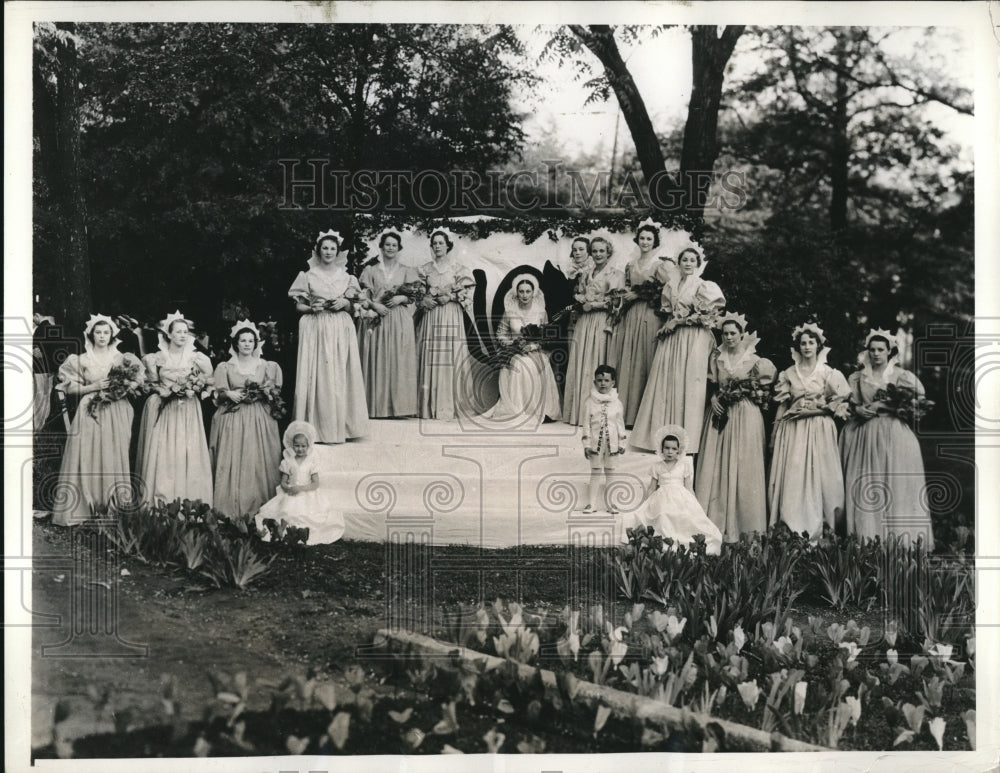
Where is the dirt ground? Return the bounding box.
[29,522,385,750]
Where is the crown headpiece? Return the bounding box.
[315,229,343,247]
[376,227,406,245]
[718,311,748,332]
[428,225,456,241]
[792,321,826,344]
[637,216,663,232]
[229,319,264,359]
[864,328,898,350]
[84,313,119,339]
[159,310,191,333]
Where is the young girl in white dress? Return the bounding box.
[622,425,723,555]
[255,420,344,544]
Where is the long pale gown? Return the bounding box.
[136,348,214,507]
[53,350,141,524]
[767,356,850,537]
[607,254,676,426]
[288,265,370,443]
[630,274,725,452]
[357,260,420,418]
[839,359,934,549]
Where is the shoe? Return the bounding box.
[608,506,619,515]
[582,505,595,514]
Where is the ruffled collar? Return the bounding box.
[789,346,830,381]
[227,353,263,377]
[716,331,760,373]
[589,387,620,403]
[857,352,900,388]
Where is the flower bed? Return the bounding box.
[433,595,975,751]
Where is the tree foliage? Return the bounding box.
[722,26,972,232]
[32,22,534,327]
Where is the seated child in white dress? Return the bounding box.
[256,420,344,544]
[622,424,723,555]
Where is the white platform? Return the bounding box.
[313,417,658,547]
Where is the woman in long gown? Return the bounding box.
[562,237,625,426]
[481,274,561,424]
[289,230,369,443]
[208,321,282,519]
[631,247,725,453]
[767,323,850,538]
[53,315,143,525]
[415,228,478,420]
[694,313,775,540]
[136,311,214,506]
[357,230,419,418]
[840,329,934,549]
[607,219,676,426]
[622,425,723,555]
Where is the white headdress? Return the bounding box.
[157,310,195,354]
[503,273,546,320]
[716,312,761,371]
[282,420,318,462]
[864,328,898,351]
[790,322,830,367]
[376,228,405,251]
[228,319,264,361]
[857,328,901,383]
[309,229,348,270]
[674,245,708,276]
[718,311,748,333]
[83,314,121,355]
[653,424,688,456]
[637,216,663,232]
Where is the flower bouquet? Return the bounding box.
[489,324,559,370]
[851,382,934,426]
[363,282,427,329]
[293,288,361,313]
[86,356,145,421]
[711,377,773,431]
[217,380,287,420]
[657,306,721,339]
[633,278,666,311]
[154,366,210,419]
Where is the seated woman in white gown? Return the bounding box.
[481,274,561,425]
[621,424,723,555]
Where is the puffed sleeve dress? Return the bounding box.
[289,266,369,443]
[562,265,626,426]
[357,261,420,418]
[209,358,283,518]
[136,349,214,507]
[767,361,850,537]
[631,275,725,452]
[52,350,141,525]
[839,363,934,549]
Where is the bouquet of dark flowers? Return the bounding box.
[293,288,361,313]
[86,355,145,421]
[362,281,427,329]
[490,324,559,370]
[657,306,722,339]
[153,366,210,419]
[632,278,666,310]
[217,380,287,420]
[711,377,773,431]
[850,382,934,426]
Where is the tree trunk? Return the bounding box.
[680,25,744,225]
[569,26,684,210]
[829,35,850,233]
[54,23,91,330]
